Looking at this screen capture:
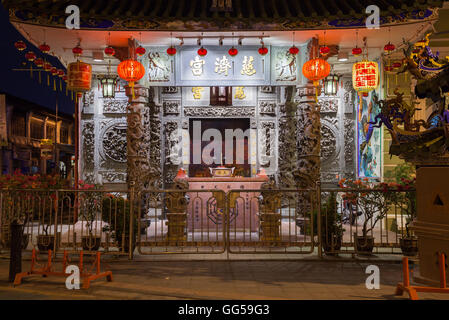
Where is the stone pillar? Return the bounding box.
[296,84,321,189]
[296,84,321,216]
[125,84,150,191]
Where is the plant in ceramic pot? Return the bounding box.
[339,178,395,255]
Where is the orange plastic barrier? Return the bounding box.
[395,252,449,300]
[14,249,113,289]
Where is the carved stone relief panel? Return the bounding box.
[162,87,179,94]
[82,121,94,170]
[103,99,128,114]
[344,117,356,169]
[163,100,181,115]
[100,171,127,184]
[259,101,277,116]
[184,106,255,117]
[164,121,180,165]
[259,121,275,168]
[99,121,127,164]
[318,98,339,113]
[320,118,340,169]
[343,79,356,114]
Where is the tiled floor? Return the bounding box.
[0,257,448,300]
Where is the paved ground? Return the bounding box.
[0,255,448,300]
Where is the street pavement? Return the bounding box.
[1,255,449,300]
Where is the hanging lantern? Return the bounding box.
[384,65,394,72]
[43,62,52,72]
[167,46,177,56]
[352,60,379,93]
[25,51,36,62]
[34,58,44,68]
[323,74,340,96]
[197,46,207,56]
[51,67,58,76]
[352,47,362,56]
[289,45,299,55]
[320,46,330,56]
[57,69,65,78]
[67,60,92,94]
[136,46,146,56]
[384,42,395,53]
[258,45,268,56]
[302,58,331,86]
[72,46,83,58]
[14,40,26,51]
[98,74,118,98]
[117,59,145,99]
[39,43,50,54]
[228,46,238,56]
[62,75,68,82]
[104,46,115,57]
[392,61,402,69]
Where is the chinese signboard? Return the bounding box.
[176,46,270,86]
[143,45,306,86]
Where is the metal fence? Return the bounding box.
[0,186,416,258]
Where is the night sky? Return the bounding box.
[0,3,74,116]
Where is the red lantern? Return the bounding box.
[289,45,299,55]
[14,40,26,51]
[302,58,331,86]
[57,69,65,78]
[62,75,68,82]
[320,46,330,56]
[228,47,238,56]
[167,46,177,56]
[384,65,394,72]
[258,46,268,56]
[197,46,207,56]
[352,47,362,56]
[67,60,92,93]
[392,62,402,69]
[136,46,146,56]
[117,59,145,98]
[104,46,115,56]
[72,46,83,57]
[44,62,52,72]
[362,92,369,97]
[384,42,395,53]
[39,43,50,54]
[25,51,36,62]
[51,67,58,76]
[34,58,44,68]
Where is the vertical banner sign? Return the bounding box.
[0,95,7,146]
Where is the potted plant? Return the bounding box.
[384,163,417,256]
[79,181,102,251]
[101,195,137,253]
[0,171,68,252]
[339,178,394,255]
[320,192,344,255]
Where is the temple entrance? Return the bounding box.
[188,118,251,177]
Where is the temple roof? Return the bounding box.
[2,0,443,31]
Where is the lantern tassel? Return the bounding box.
[30,64,33,79]
[38,70,41,84]
[130,82,135,100]
[47,74,50,86]
[53,78,56,91]
[60,79,62,91]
